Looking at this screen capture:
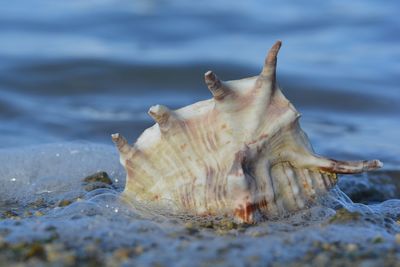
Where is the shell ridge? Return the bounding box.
[282,162,305,209]
[156,122,204,209]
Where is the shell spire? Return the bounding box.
[113,40,383,224]
[261,40,282,77]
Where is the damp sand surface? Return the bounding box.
[0,0,400,266]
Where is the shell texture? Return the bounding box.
[112,41,383,223]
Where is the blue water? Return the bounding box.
[0,0,399,266]
[1,0,399,148]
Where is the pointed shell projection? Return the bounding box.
[112,41,382,223]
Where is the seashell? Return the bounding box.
[112,41,383,223]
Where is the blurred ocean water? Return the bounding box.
[0,1,399,266]
[0,0,399,150]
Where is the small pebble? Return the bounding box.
[371,236,384,244]
[3,210,18,218]
[322,243,332,251]
[134,245,144,255]
[83,171,113,185]
[34,211,44,217]
[329,208,361,223]
[57,199,73,207]
[113,248,131,259]
[346,243,358,252]
[25,243,46,260]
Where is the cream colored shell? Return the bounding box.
[112,41,382,223]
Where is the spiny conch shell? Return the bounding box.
[112,41,383,223]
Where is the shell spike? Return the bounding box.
[261,40,282,78]
[301,154,384,174]
[204,70,231,100]
[320,158,383,174]
[111,133,131,154]
[148,104,171,126]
